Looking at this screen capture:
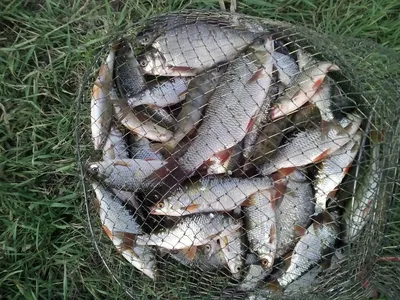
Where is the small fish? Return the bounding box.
[168,239,227,272]
[150,176,273,216]
[161,67,228,153]
[314,131,362,214]
[136,213,241,250]
[91,49,114,150]
[237,264,270,291]
[219,227,244,279]
[272,51,300,86]
[86,159,165,191]
[260,113,362,176]
[111,90,174,142]
[270,62,340,120]
[344,131,382,242]
[277,212,339,287]
[275,170,315,257]
[143,36,275,196]
[137,22,261,76]
[102,125,129,161]
[243,189,278,269]
[126,77,190,108]
[115,40,146,97]
[283,264,323,296]
[309,79,335,123]
[134,104,177,130]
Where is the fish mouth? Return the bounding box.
[85,162,100,177]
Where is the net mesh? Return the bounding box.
[75,9,400,300]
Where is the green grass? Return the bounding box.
[0,0,399,299]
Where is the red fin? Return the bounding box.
[313,149,330,163]
[168,65,195,73]
[247,68,265,83]
[183,203,201,213]
[312,77,324,91]
[93,198,101,212]
[376,256,400,262]
[269,224,277,244]
[344,163,352,175]
[113,160,130,167]
[246,117,255,133]
[182,246,198,261]
[277,167,297,177]
[103,225,113,240]
[241,194,256,207]
[214,148,233,163]
[294,225,306,236]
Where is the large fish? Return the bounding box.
[277,212,339,288]
[150,176,273,216]
[168,239,227,271]
[126,77,190,108]
[161,67,227,153]
[344,131,382,242]
[243,189,278,269]
[269,62,340,120]
[314,131,362,214]
[91,49,114,150]
[137,22,261,76]
[260,113,362,176]
[219,227,244,279]
[136,213,241,249]
[275,170,315,257]
[86,159,165,191]
[143,36,275,197]
[91,182,157,279]
[102,125,129,161]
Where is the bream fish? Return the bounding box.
[219,227,244,279]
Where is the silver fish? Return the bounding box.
[115,40,146,97]
[136,213,241,249]
[260,113,362,176]
[134,104,177,130]
[207,141,243,175]
[283,265,323,296]
[296,48,318,71]
[91,49,114,150]
[272,51,300,86]
[277,212,339,287]
[111,188,143,217]
[86,159,165,191]
[162,67,227,153]
[243,189,278,269]
[238,264,270,291]
[344,131,381,242]
[269,62,340,120]
[129,135,164,161]
[138,23,261,76]
[126,77,190,108]
[219,227,244,279]
[314,131,362,214]
[150,176,273,216]
[144,36,274,192]
[275,170,315,257]
[102,125,129,161]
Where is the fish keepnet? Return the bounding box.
[76,9,400,300]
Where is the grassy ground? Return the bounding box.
[0,0,399,299]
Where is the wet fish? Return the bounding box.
[134,104,177,130]
[270,62,340,120]
[168,239,227,271]
[238,264,270,291]
[144,36,275,195]
[272,51,300,86]
[275,170,315,257]
[219,227,244,279]
[150,176,273,216]
[162,67,227,153]
[111,188,142,216]
[86,159,165,191]
[243,189,278,269]
[102,125,129,161]
[207,141,243,175]
[91,49,114,150]
[283,264,323,296]
[111,89,174,142]
[296,48,318,71]
[314,131,362,214]
[344,131,381,242]
[136,213,241,249]
[137,23,261,76]
[277,212,339,287]
[115,40,146,97]
[129,134,164,161]
[260,113,362,176]
[126,77,190,108]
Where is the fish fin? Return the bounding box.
[277,167,297,177]
[214,148,234,164]
[266,280,282,294]
[182,246,198,261]
[313,149,330,163]
[312,77,325,91]
[328,188,338,199]
[168,65,195,74]
[294,225,307,237]
[93,198,101,212]
[370,130,384,143]
[246,117,256,133]
[142,159,189,203]
[269,224,277,244]
[327,64,340,72]
[113,160,130,167]
[103,225,113,240]
[182,203,201,213]
[247,68,265,83]
[241,194,256,207]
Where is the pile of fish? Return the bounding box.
[85,14,381,298]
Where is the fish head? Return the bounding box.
[127,246,158,280]
[201,239,221,257]
[137,48,167,75]
[86,162,107,180]
[135,30,156,47]
[248,34,274,63]
[150,197,185,216]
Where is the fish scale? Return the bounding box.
[102,125,129,161]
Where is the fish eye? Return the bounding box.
[139,58,148,67]
[89,164,99,174]
[156,202,165,209]
[235,266,241,272]
[204,244,211,252]
[261,259,270,267]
